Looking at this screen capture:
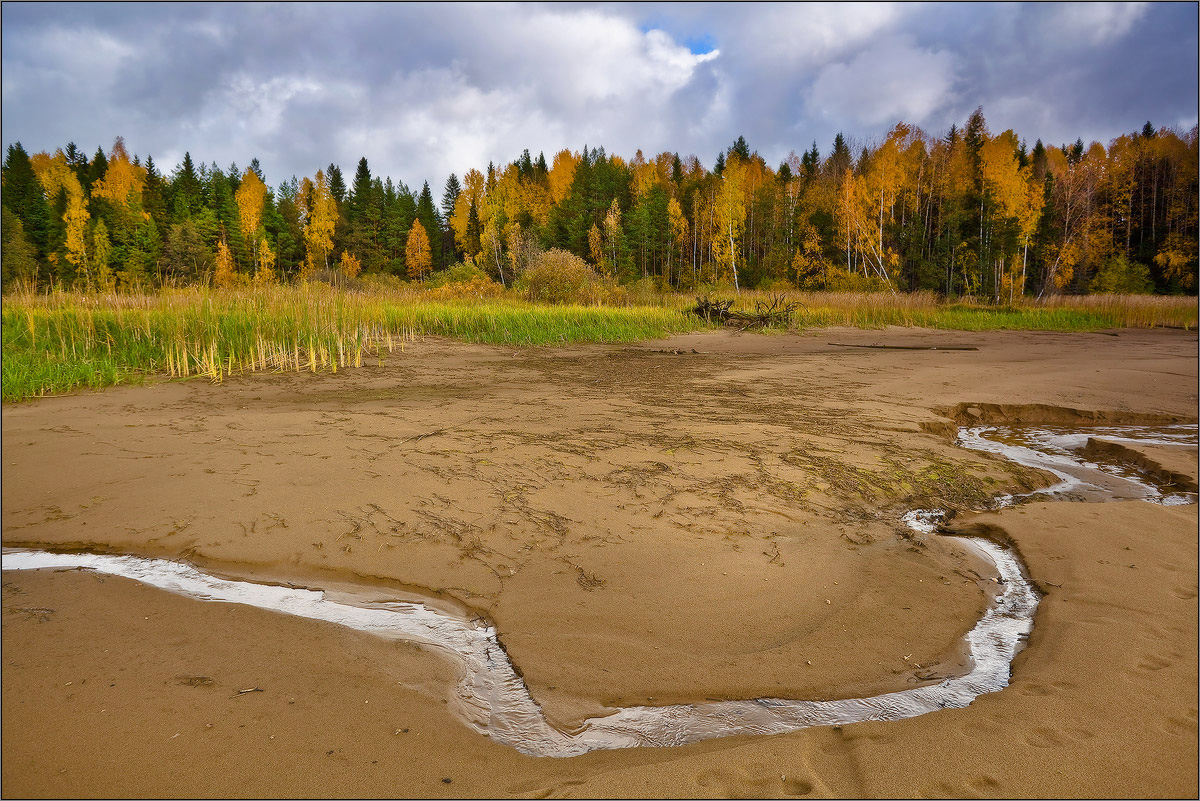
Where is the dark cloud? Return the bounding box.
[3,2,1195,189]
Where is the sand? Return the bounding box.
[3,326,1197,797]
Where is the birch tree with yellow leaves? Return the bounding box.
[30,149,91,286]
[235,167,272,281]
[712,159,747,290]
[299,169,337,278]
[405,219,432,282]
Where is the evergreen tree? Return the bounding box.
[465,197,482,259]
[345,157,385,271]
[1,206,41,287]
[63,142,85,169]
[142,155,169,223]
[348,157,373,222]
[170,152,203,219]
[2,142,52,258]
[381,182,416,274]
[327,163,347,205]
[86,146,109,194]
[440,174,463,264]
[440,173,461,220]
[415,181,442,271]
[964,106,989,167]
[729,135,751,161]
[829,133,851,177]
[801,141,820,180]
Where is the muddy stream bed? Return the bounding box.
[4,423,1196,757]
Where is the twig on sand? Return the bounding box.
[232,687,264,697]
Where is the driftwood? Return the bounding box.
[827,343,979,351]
[691,295,798,329]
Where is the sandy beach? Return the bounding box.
[3,326,1197,798]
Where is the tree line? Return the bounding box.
[2,108,1196,296]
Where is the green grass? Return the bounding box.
[3,285,1196,402]
[1,286,707,401]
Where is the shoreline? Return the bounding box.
[3,326,1197,797]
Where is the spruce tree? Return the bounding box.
[730,135,750,161]
[87,146,109,192]
[2,142,51,258]
[348,157,373,223]
[415,181,442,271]
[327,164,347,205]
[171,152,203,220]
[440,174,463,264]
[829,133,851,177]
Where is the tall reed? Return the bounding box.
[1,285,704,401]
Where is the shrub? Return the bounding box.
[519,249,625,305]
[1090,255,1155,294]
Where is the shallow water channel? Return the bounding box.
[3,424,1196,757]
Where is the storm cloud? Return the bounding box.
[2,2,1196,189]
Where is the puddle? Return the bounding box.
[3,423,1194,756]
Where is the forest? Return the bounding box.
[2,108,1197,298]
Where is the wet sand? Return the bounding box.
[3,326,1197,797]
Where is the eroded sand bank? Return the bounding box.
[3,327,1197,797]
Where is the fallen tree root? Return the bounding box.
[691,295,798,328]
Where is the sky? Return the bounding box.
[2,2,1197,191]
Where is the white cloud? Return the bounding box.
[807,39,958,128]
[1051,2,1148,46]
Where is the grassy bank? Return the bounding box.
[3,286,1196,402]
[1,286,706,401]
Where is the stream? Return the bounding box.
[3,423,1196,757]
